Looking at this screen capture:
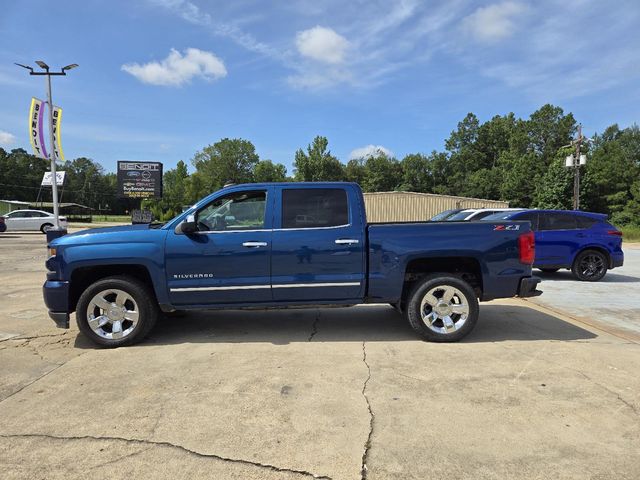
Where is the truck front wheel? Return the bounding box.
[405,275,479,342]
[76,275,159,347]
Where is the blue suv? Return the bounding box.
[482,210,624,281]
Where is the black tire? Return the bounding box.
[40,223,54,233]
[572,250,608,282]
[539,268,560,273]
[405,274,479,342]
[76,275,159,347]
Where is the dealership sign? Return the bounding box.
[117,161,163,199]
[29,98,47,159]
[41,171,66,186]
[28,98,64,161]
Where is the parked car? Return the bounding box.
[3,210,68,233]
[482,209,623,281]
[0,215,6,233]
[445,208,525,221]
[430,208,464,221]
[44,182,541,347]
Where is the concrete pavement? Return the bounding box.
[1,231,638,479]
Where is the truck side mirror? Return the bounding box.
[178,214,197,234]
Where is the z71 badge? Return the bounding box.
[493,224,521,231]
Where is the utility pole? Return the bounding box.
[15,61,78,233]
[563,124,589,210]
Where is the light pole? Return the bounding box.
[15,61,78,231]
[562,124,590,210]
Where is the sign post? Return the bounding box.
[16,60,78,240]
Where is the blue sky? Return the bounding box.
[1,0,639,175]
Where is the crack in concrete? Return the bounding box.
[360,341,374,480]
[0,433,333,479]
[308,310,320,342]
[88,445,153,471]
[0,348,87,406]
[6,334,72,363]
[0,363,65,406]
[12,332,70,342]
[572,370,639,416]
[497,343,639,417]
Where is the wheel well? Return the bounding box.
[401,257,483,307]
[575,247,611,268]
[69,265,154,312]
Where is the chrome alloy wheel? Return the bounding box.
[578,253,605,279]
[420,285,470,334]
[86,289,139,340]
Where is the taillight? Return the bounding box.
[607,230,623,237]
[518,231,535,264]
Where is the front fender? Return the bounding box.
[61,241,169,305]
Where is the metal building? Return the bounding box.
[363,191,508,223]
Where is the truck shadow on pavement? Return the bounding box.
[73,304,598,348]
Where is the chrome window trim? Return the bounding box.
[192,223,352,234]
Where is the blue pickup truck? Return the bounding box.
[43,182,541,347]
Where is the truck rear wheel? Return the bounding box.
[405,275,479,342]
[76,275,158,347]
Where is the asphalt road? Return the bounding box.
[1,229,639,479]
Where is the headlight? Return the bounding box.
[48,247,57,257]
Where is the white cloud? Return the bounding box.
[296,26,350,64]
[149,0,282,60]
[0,130,16,146]
[349,145,394,160]
[461,2,527,43]
[122,48,227,86]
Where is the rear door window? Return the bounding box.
[514,212,539,230]
[539,213,579,230]
[282,188,348,228]
[576,216,597,229]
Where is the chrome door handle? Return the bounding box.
[335,239,359,245]
[242,241,268,248]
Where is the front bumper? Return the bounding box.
[518,276,542,297]
[43,280,70,329]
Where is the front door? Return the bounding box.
[165,188,273,306]
[271,186,365,302]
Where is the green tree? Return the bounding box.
[360,154,401,192]
[344,158,366,185]
[62,157,108,209]
[191,138,259,197]
[399,153,432,192]
[254,160,287,182]
[293,136,344,181]
[0,148,49,202]
[533,149,574,209]
[582,124,640,216]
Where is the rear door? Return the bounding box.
[536,212,582,266]
[271,186,365,302]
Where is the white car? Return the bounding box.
[2,210,68,233]
[445,208,525,221]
